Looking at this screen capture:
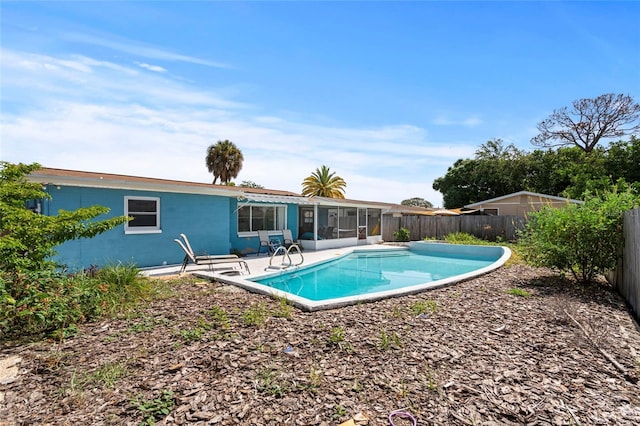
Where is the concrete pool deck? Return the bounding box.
[142,243,399,279]
[142,243,511,311]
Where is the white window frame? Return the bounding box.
[237,203,287,236]
[124,196,161,234]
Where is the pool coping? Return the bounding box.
[192,243,512,311]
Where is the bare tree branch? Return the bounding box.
[531,94,640,153]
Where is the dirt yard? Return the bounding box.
[2,264,640,425]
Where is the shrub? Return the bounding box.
[393,227,410,242]
[0,270,101,338]
[0,162,129,274]
[95,263,153,315]
[0,162,138,339]
[0,264,155,339]
[519,189,639,282]
[442,232,489,245]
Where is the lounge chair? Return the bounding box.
[257,230,280,255]
[174,233,249,274]
[282,229,294,248]
[324,226,335,239]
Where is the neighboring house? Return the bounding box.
[381,205,437,217]
[27,167,392,269]
[464,191,583,217]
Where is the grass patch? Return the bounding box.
[328,326,345,345]
[427,232,525,266]
[177,317,212,343]
[273,297,293,319]
[207,306,231,330]
[255,367,291,397]
[85,361,128,388]
[127,315,170,333]
[506,287,531,297]
[379,329,402,350]
[62,360,128,399]
[242,303,267,327]
[95,263,155,315]
[132,390,175,425]
[411,299,438,316]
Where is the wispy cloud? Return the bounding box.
[1,48,243,110]
[432,115,483,127]
[1,48,467,205]
[137,62,167,73]
[63,32,232,69]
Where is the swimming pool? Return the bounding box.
[210,242,510,311]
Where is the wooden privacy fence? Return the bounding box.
[609,208,640,321]
[382,215,527,242]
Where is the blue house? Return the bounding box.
[27,168,390,270]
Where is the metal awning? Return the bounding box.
[240,193,316,205]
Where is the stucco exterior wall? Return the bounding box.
[44,185,231,269]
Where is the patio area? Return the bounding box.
[140,243,391,280]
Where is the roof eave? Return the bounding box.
[27,172,241,197]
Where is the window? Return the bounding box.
[338,207,357,238]
[367,209,381,236]
[25,199,42,214]
[238,204,286,233]
[125,196,160,233]
[483,208,498,216]
[303,209,314,223]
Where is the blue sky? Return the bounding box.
[1,1,639,207]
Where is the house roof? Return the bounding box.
[241,193,315,205]
[27,167,409,209]
[382,204,438,216]
[309,196,391,209]
[464,191,584,208]
[28,167,303,198]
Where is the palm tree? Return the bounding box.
[205,140,244,184]
[301,165,347,198]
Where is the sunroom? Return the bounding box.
[297,196,383,250]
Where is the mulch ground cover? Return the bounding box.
[2,264,640,425]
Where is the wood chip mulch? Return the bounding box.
[2,264,640,425]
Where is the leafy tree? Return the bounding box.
[433,139,525,208]
[519,147,581,196]
[401,197,433,208]
[301,165,347,198]
[434,137,640,207]
[531,93,640,154]
[205,140,244,184]
[240,180,264,189]
[519,188,639,283]
[433,159,484,208]
[605,136,640,185]
[0,162,130,274]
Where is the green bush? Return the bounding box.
[0,162,138,339]
[0,264,155,339]
[0,270,101,338]
[0,162,130,274]
[519,189,639,282]
[96,263,152,315]
[442,232,490,245]
[393,227,410,242]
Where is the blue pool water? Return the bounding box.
[254,246,501,302]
